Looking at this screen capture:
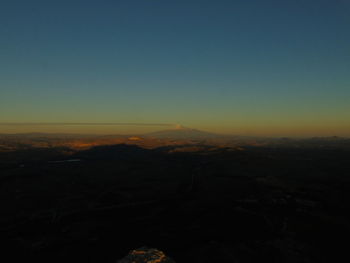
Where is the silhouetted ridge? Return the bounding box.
[74,144,154,160]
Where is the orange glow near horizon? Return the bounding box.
[0,122,349,137]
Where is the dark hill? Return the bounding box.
[74,144,156,160]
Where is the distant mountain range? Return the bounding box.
[145,125,221,139]
[1,126,350,153]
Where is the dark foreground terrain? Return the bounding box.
[1,143,350,263]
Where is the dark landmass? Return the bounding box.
[0,132,350,262]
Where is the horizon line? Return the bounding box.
[0,122,175,127]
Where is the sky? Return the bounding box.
[0,0,349,136]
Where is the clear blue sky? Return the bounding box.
[1,0,349,136]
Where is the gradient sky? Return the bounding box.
[1,0,349,136]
